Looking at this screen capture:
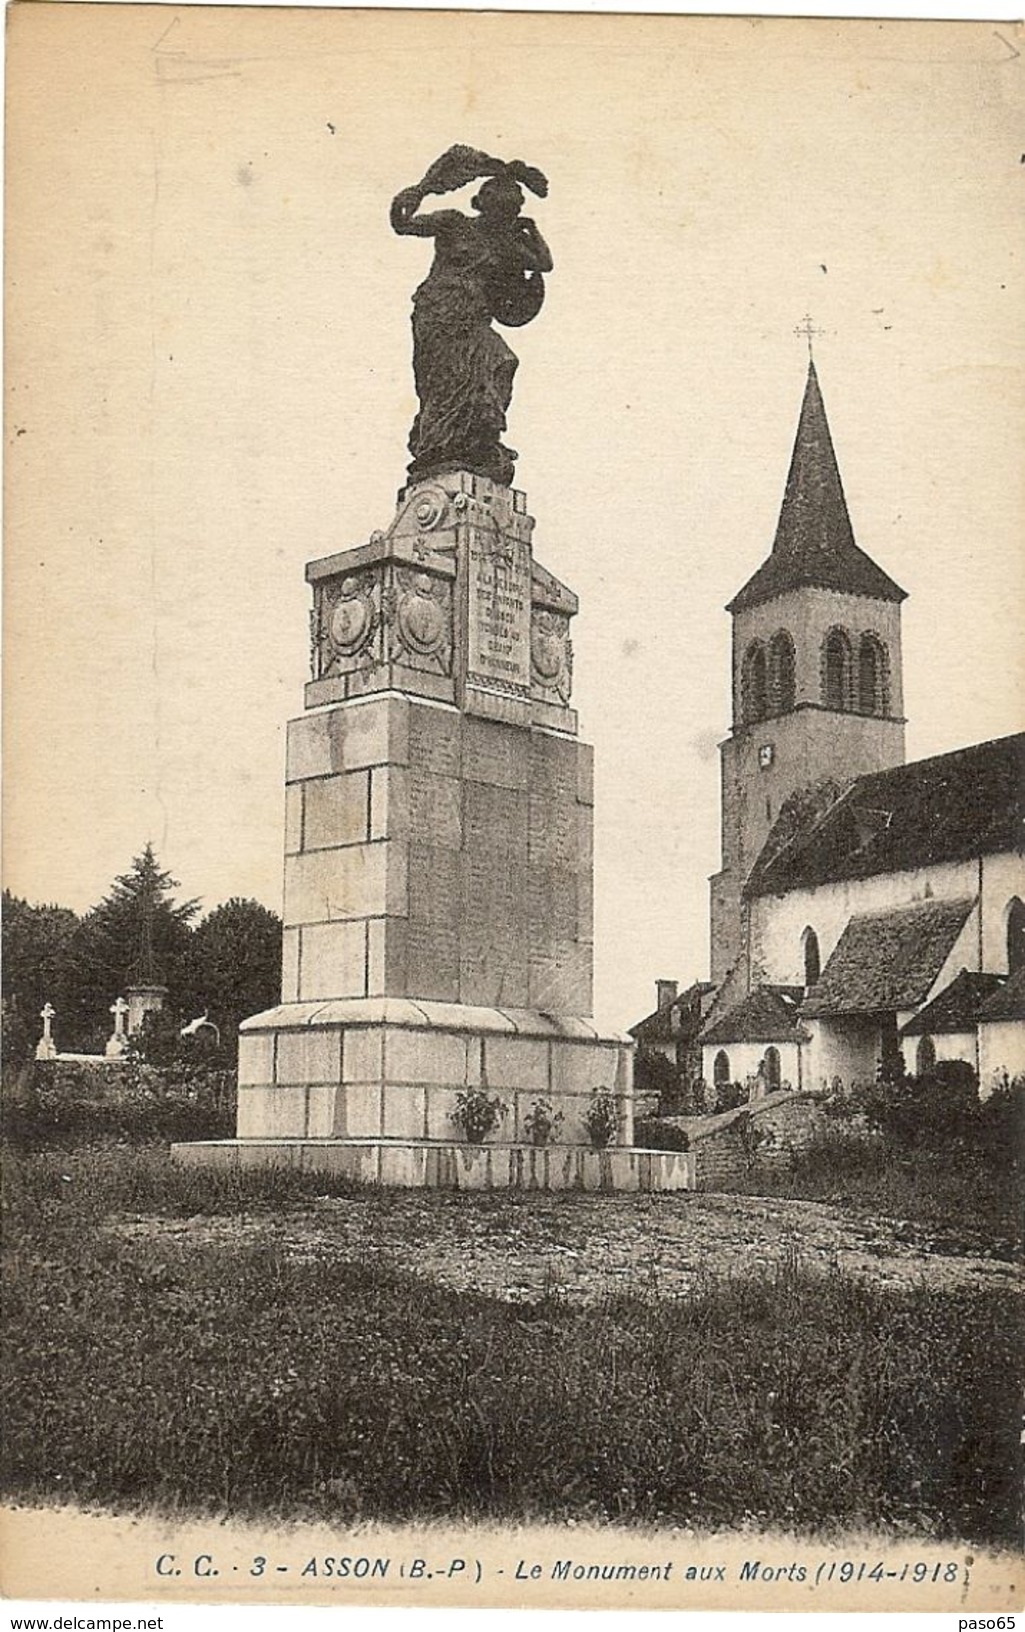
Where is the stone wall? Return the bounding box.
[682,1090,824,1191]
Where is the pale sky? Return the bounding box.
[4,7,1023,1029]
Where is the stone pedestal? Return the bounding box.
[235,998,631,1147]
[127,984,167,1036]
[174,472,688,1191]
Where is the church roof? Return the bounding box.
[629,981,715,1044]
[978,965,1025,1024]
[801,898,975,1018]
[728,361,906,615]
[900,969,1008,1037]
[745,733,1025,898]
[700,984,809,1046]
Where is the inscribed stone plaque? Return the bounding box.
[408,704,461,778]
[529,790,577,871]
[462,714,529,790]
[408,844,461,927]
[407,769,462,850]
[406,920,460,1003]
[464,780,528,865]
[466,528,531,697]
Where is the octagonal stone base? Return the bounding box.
[170,996,691,1191]
[170,1137,693,1192]
[226,996,636,1148]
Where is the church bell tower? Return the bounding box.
[710,358,907,985]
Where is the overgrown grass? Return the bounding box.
[2,1058,235,1147]
[0,1143,362,1228]
[716,1131,1022,1256]
[2,1145,1021,1544]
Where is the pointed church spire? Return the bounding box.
[772,359,856,563]
[728,360,906,613]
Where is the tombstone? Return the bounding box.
[105,995,130,1058]
[35,1002,57,1061]
[126,983,167,1038]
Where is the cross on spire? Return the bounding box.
[794,314,825,359]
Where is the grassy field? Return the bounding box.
[714,1132,1021,1256]
[2,1143,1021,1545]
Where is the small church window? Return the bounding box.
[916,1035,937,1075]
[742,642,768,723]
[823,628,853,712]
[763,1046,781,1091]
[768,631,796,714]
[713,1049,731,1088]
[802,927,821,988]
[858,634,888,716]
[1007,897,1025,974]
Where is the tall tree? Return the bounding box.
[72,845,199,1045]
[183,897,282,1057]
[1,891,83,1056]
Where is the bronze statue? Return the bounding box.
[391,146,552,488]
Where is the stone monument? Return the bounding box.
[174,149,690,1190]
[35,1002,57,1062]
[105,995,130,1058]
[126,983,167,1037]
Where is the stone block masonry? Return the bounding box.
[282,695,595,1014]
[233,997,633,1149]
[174,469,688,1190]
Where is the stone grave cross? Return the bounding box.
[35,1002,57,1061]
[106,995,130,1059]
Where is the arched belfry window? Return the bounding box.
[713,1050,731,1088]
[742,642,768,723]
[823,628,854,712]
[802,927,821,988]
[858,633,889,716]
[768,631,796,715]
[1007,897,1025,974]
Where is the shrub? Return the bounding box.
[3,1057,235,1148]
[857,1065,981,1150]
[522,1099,563,1147]
[634,1050,684,1114]
[583,1088,619,1150]
[1,1001,34,1078]
[977,1075,1025,1168]
[450,1088,508,1144]
[633,1117,689,1152]
[714,1079,747,1113]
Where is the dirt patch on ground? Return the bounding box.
[110,1191,1022,1304]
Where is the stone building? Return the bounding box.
[628,980,715,1073]
[632,359,1025,1100]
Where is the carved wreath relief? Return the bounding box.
[387,567,453,674]
[312,558,452,684]
[313,569,379,679]
[530,608,573,705]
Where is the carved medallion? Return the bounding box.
[531,612,563,682]
[530,608,572,704]
[329,576,375,656]
[388,565,452,674]
[315,568,380,679]
[412,491,446,531]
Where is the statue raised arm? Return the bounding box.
[390,147,552,488]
